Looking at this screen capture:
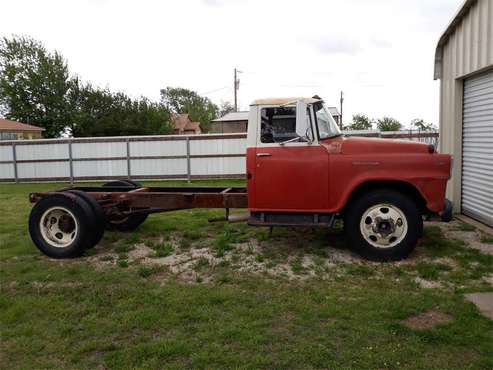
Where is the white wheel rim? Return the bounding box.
[359,203,408,249]
[39,206,79,248]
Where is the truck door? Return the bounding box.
[252,102,329,212]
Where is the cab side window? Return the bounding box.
[260,107,297,143]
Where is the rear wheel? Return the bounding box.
[102,180,141,188]
[344,189,422,261]
[67,190,106,248]
[123,180,142,188]
[103,180,148,232]
[29,193,94,258]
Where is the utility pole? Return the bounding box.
[339,91,344,130]
[234,68,242,112]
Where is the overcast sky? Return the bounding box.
[1,0,462,126]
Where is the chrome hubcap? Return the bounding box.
[39,207,78,248]
[359,203,408,248]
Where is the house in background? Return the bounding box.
[210,107,342,134]
[210,111,249,133]
[434,0,492,227]
[172,113,201,135]
[0,118,44,140]
[327,107,341,126]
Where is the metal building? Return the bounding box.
[434,0,493,227]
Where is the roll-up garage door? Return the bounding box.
[462,70,493,227]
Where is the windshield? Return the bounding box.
[313,102,341,140]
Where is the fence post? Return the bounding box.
[126,138,131,180]
[186,136,191,183]
[12,142,18,183]
[68,139,74,185]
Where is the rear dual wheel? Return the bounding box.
[29,192,105,258]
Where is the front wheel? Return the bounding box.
[344,189,422,261]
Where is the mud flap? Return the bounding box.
[440,199,453,222]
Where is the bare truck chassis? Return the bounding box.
[30,185,248,221]
[28,180,341,259]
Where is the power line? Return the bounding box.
[200,86,231,95]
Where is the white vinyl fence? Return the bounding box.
[0,130,439,183]
[0,133,247,183]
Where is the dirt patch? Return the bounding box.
[430,220,493,256]
[78,218,491,285]
[432,257,459,268]
[31,281,83,290]
[414,277,444,289]
[401,310,453,330]
[483,274,493,287]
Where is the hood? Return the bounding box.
[336,136,432,155]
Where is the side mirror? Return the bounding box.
[296,100,312,143]
[295,100,308,138]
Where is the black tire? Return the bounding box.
[103,180,148,231]
[67,190,106,248]
[123,180,142,188]
[344,189,422,261]
[107,213,149,232]
[102,180,135,188]
[29,193,94,258]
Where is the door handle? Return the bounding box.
[256,152,272,157]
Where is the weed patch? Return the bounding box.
[480,233,493,244]
[255,254,265,263]
[137,265,166,278]
[194,257,210,270]
[455,222,476,232]
[117,258,129,268]
[345,264,375,277]
[145,241,174,257]
[415,263,452,280]
[290,258,305,274]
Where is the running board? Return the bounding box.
[248,212,336,228]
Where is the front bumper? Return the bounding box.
[439,198,453,222]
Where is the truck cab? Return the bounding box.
[246,97,452,260]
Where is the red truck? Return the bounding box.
[28,97,452,261]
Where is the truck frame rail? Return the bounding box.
[30,186,248,218]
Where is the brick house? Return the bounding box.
[171,114,202,135]
[0,118,45,140]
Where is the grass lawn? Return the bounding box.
[1,180,492,369]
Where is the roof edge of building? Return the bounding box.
[434,0,478,80]
[0,118,45,132]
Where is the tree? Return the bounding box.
[377,116,402,131]
[160,87,218,132]
[69,83,172,137]
[410,118,435,131]
[348,113,373,130]
[219,101,235,117]
[0,35,74,137]
[0,36,173,138]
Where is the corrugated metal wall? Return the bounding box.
[462,70,493,226]
[438,0,493,211]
